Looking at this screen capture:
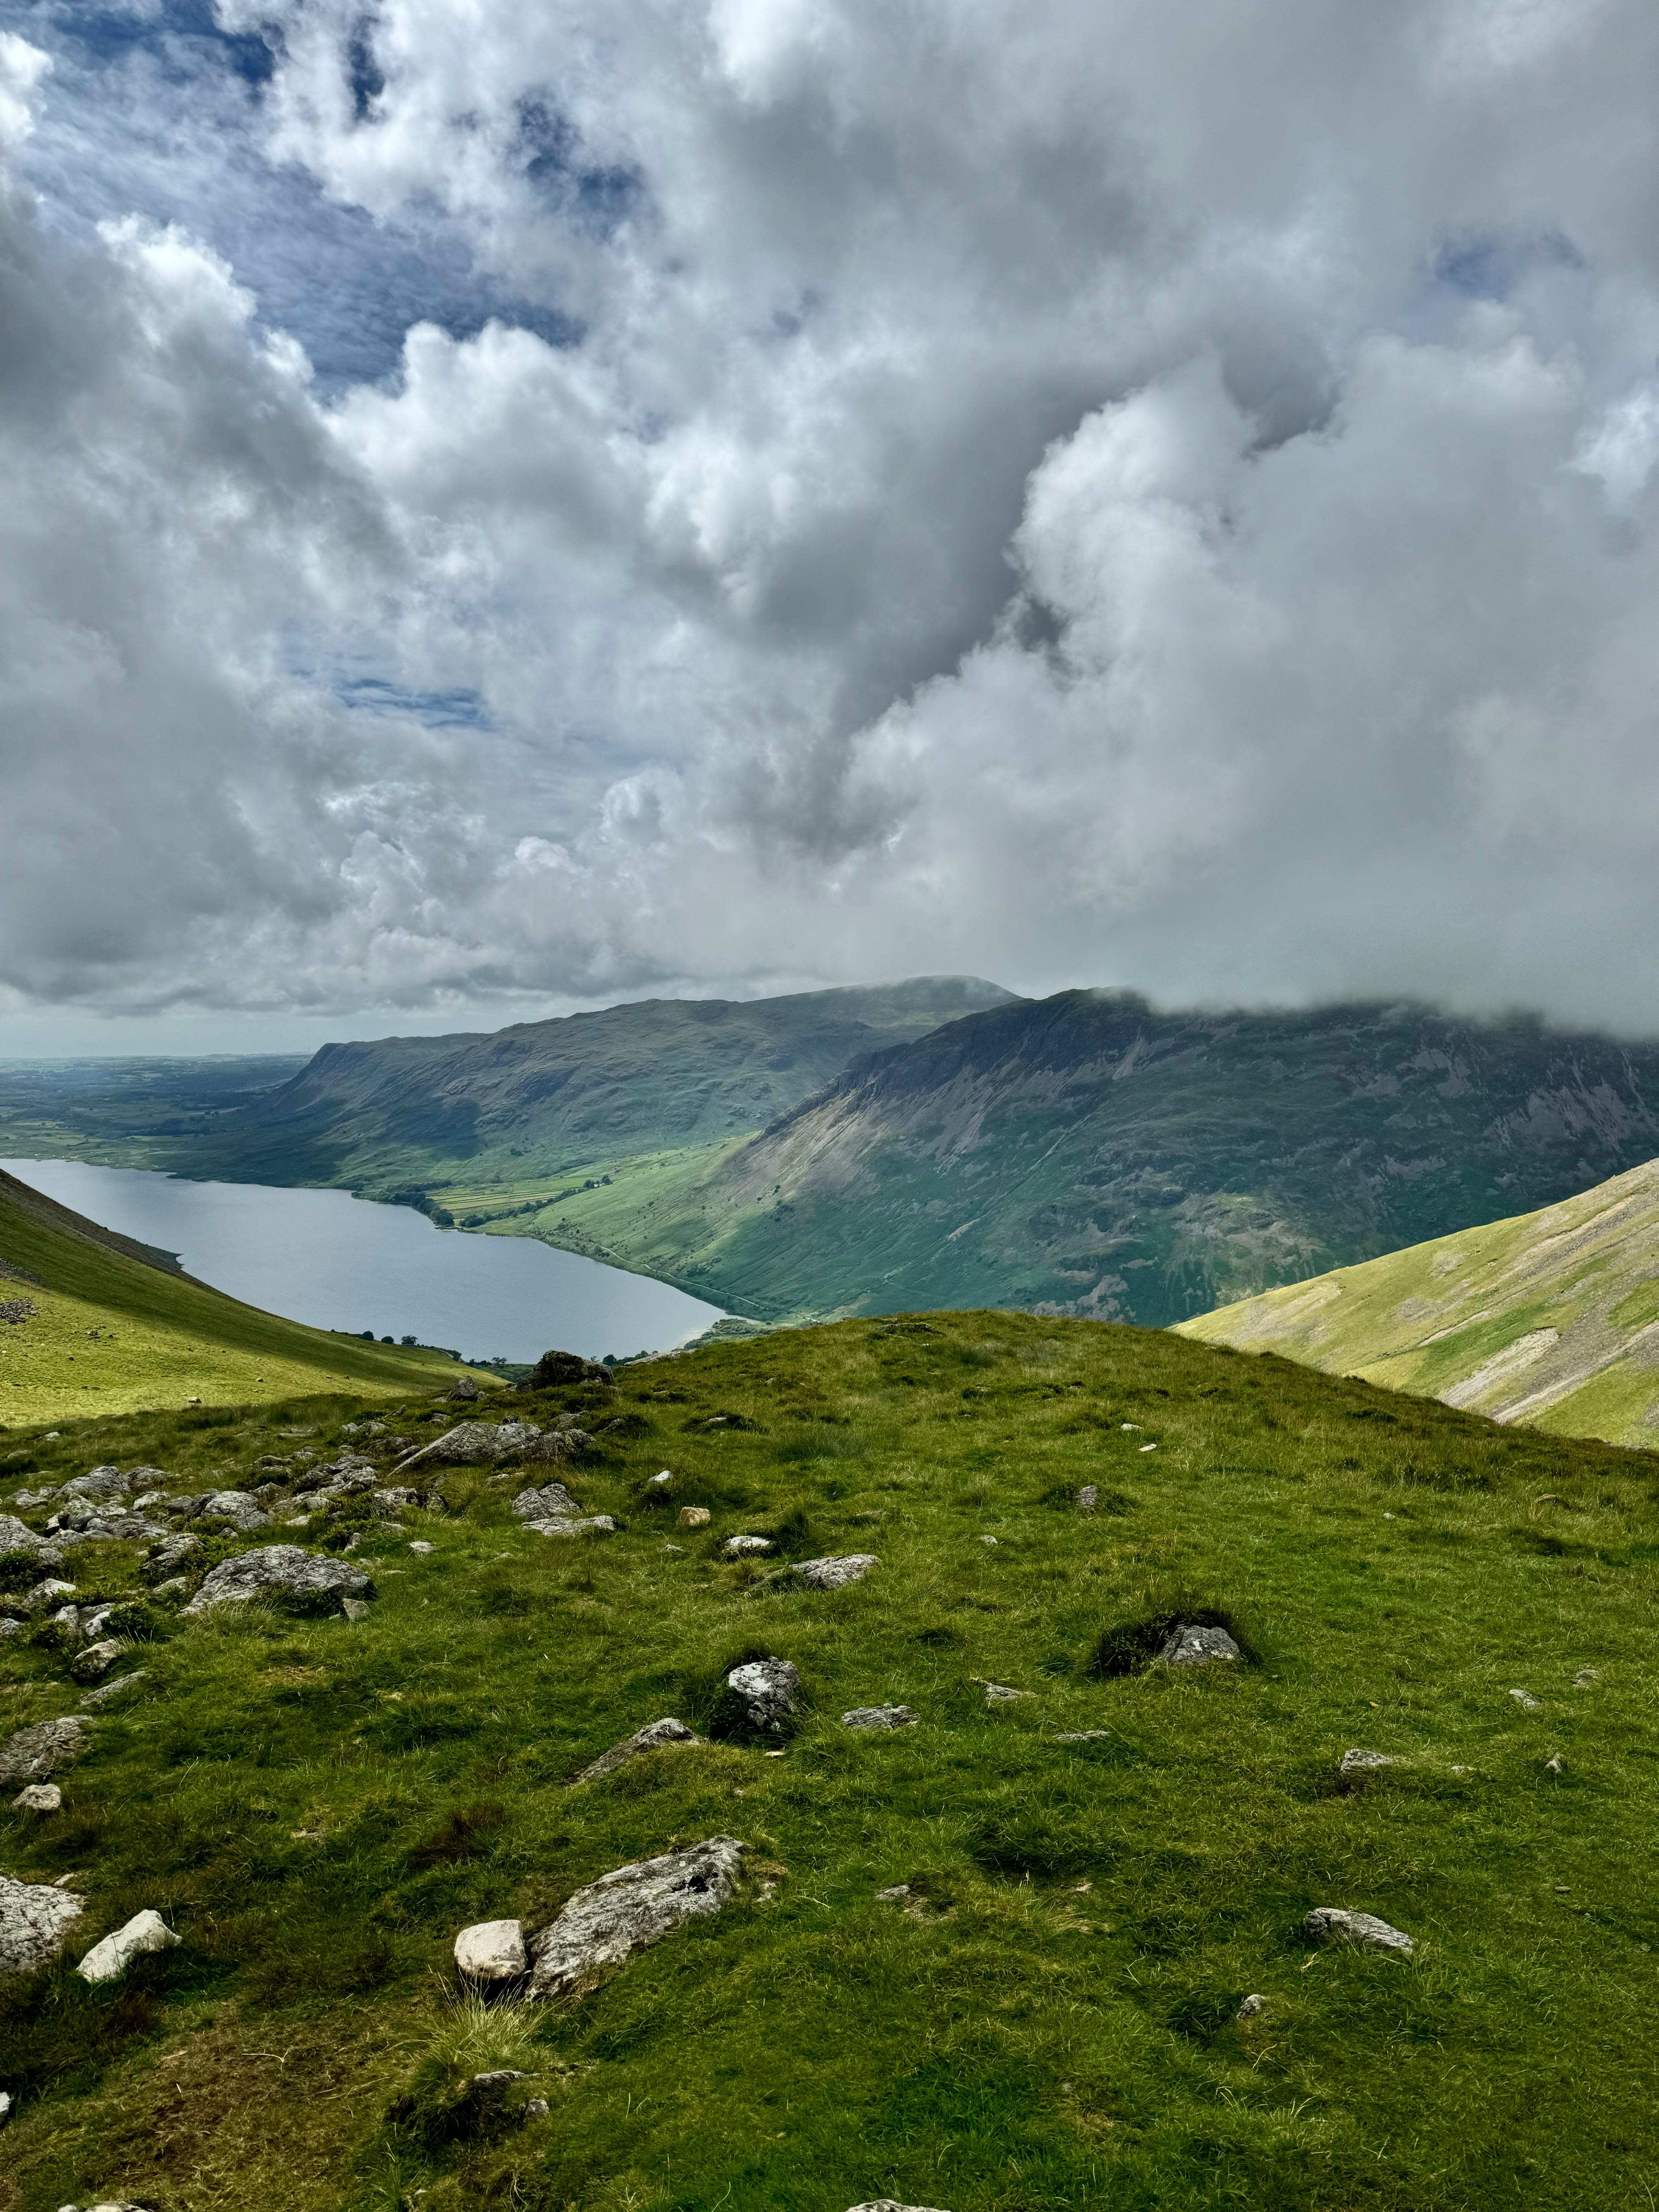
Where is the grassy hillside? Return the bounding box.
[3,1312,1658,2209]
[529,991,1659,1327]
[0,1168,480,1424]
[1178,1153,1659,1448]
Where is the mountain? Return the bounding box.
[555,990,1659,1323]
[0,1166,478,1425]
[4,1311,1657,2205]
[179,977,1018,1209]
[1177,1152,1659,1448]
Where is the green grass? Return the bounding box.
[0,1167,483,1423]
[3,1311,1658,2210]
[1179,1154,1659,1448]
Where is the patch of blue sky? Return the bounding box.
[337,678,493,731]
[0,0,581,390]
[1396,223,1590,348]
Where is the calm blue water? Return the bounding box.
[0,1157,722,1365]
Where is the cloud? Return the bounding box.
[3,1,1659,1032]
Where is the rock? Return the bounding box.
[145,1533,203,1576]
[575,1717,699,1784]
[373,1487,419,1512]
[253,1455,289,1472]
[1573,1668,1601,1687]
[874,1884,912,1903]
[1302,1906,1414,1956]
[150,1577,191,1600]
[0,1513,63,1571]
[340,1597,372,1621]
[0,2087,9,2126]
[60,1467,128,1501]
[1339,1748,1395,1777]
[392,1421,503,1473]
[183,1545,374,1617]
[979,1534,998,1547]
[1055,1729,1113,1742]
[522,1348,613,1391]
[678,1505,711,1528]
[726,1657,800,1733]
[649,1470,673,1486]
[524,2096,550,2120]
[0,1716,89,1784]
[196,1490,270,1532]
[80,1670,148,1709]
[520,1427,592,1463]
[1237,1993,1265,2019]
[77,1908,181,1984]
[12,1782,61,1812]
[409,1539,433,1554]
[789,1554,878,1590]
[1510,1687,1543,1711]
[842,1704,917,1730]
[846,2201,953,2212]
[1076,1484,1100,1511]
[454,1918,527,1981]
[525,1515,616,1538]
[1544,1753,1563,1773]
[527,1835,745,1999]
[723,1535,774,1557]
[447,1377,484,1400]
[1157,1623,1242,1667]
[0,1618,21,1639]
[0,1872,83,1975]
[514,1481,579,1521]
[71,1639,123,1683]
[980,1681,1030,1703]
[23,1578,77,1610]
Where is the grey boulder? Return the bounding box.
[723,1535,774,1557]
[1302,1906,1415,1956]
[842,1704,917,1731]
[526,1515,616,1538]
[575,1717,698,1784]
[0,1513,63,1570]
[146,1534,203,1575]
[198,1490,270,1533]
[1158,1623,1242,1667]
[70,1638,123,1683]
[455,1918,527,1981]
[60,1466,129,1500]
[12,1782,61,1813]
[393,1420,515,1473]
[726,1657,799,1733]
[788,1554,878,1591]
[0,1716,89,1784]
[527,1835,746,1999]
[184,1545,374,1617]
[513,1480,579,1521]
[0,1871,84,1976]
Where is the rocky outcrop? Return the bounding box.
[0,1872,83,1976]
[575,1717,698,1784]
[0,1716,89,1784]
[1302,1906,1415,1956]
[184,1546,374,1617]
[527,1835,745,1999]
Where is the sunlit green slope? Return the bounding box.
[0,1167,481,1424]
[1178,1154,1659,1447]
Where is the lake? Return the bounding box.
[0,1157,723,1365]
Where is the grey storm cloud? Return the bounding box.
[3,0,1659,1029]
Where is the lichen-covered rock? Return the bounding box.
[0,1871,83,1975]
[723,1535,774,1557]
[1157,1622,1242,1667]
[525,1515,616,1538]
[392,1421,516,1474]
[70,1638,123,1683]
[520,1427,592,1463]
[455,1918,527,1981]
[725,1657,799,1733]
[575,1717,698,1784]
[788,1554,878,1591]
[846,2200,954,2211]
[527,1835,745,1999]
[183,1545,374,1617]
[513,1481,579,1521]
[1076,1484,1100,1511]
[198,1490,270,1533]
[145,1533,203,1576]
[1339,1748,1395,1777]
[60,1466,128,1501]
[1302,1906,1415,1956]
[76,1907,180,1984]
[841,1704,917,1730]
[80,1669,148,1710]
[11,1782,60,1814]
[0,1513,62,1570]
[0,1716,88,1784]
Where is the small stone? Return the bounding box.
[340,1597,371,1622]
[662,1542,685,1554]
[649,1470,673,1485]
[1339,1748,1395,1777]
[979,1681,1029,1703]
[1076,1485,1099,1511]
[1237,1993,1265,2019]
[526,1835,746,1998]
[789,1553,878,1590]
[842,1704,917,1731]
[1301,1906,1414,1956]
[12,1783,62,1813]
[678,1505,711,1527]
[575,1716,699,1783]
[409,1540,434,1554]
[71,1639,123,1683]
[1573,1668,1600,1687]
[77,1908,180,1984]
[1054,1729,1112,1742]
[0,1872,84,1975]
[875,1884,912,1903]
[0,2087,9,2126]
[524,2096,550,2119]
[846,2200,953,2212]
[726,1657,800,1733]
[979,1534,998,1546]
[455,1918,528,1981]
[1544,1754,1563,1774]
[723,1535,774,1556]
[1139,1443,1158,1452]
[1509,1688,1543,1712]
[1157,1623,1242,1668]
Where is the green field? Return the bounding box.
[0,1167,482,1424]
[1178,1153,1659,1449]
[3,1312,1657,2210]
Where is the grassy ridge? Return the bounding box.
[1178,1154,1659,1448]
[3,1314,1657,2209]
[0,1168,478,1424]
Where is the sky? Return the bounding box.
[3,0,1659,1055]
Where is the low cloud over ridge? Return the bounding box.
[3,1,1659,1032]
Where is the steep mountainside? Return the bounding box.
[1178,1153,1659,1447]
[4,1313,1659,2209]
[0,1167,478,1422]
[567,991,1659,1324]
[170,978,1017,1207]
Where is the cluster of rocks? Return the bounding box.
[512,1478,614,1539]
[394,1415,592,1477]
[0,1868,179,1983]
